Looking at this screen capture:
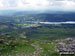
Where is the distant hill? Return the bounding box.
[0,11,75,23]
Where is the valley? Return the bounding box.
[0,0,75,55]
[0,13,75,56]
[0,21,75,56]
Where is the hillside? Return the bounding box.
[0,36,75,56]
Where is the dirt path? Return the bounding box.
[25,44,43,56]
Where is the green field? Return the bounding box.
[24,25,75,40]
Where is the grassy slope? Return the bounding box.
[0,36,35,56]
[0,36,74,56]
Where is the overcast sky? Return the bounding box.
[0,0,75,11]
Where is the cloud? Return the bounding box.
[0,0,75,11]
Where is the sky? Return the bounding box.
[0,0,75,11]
